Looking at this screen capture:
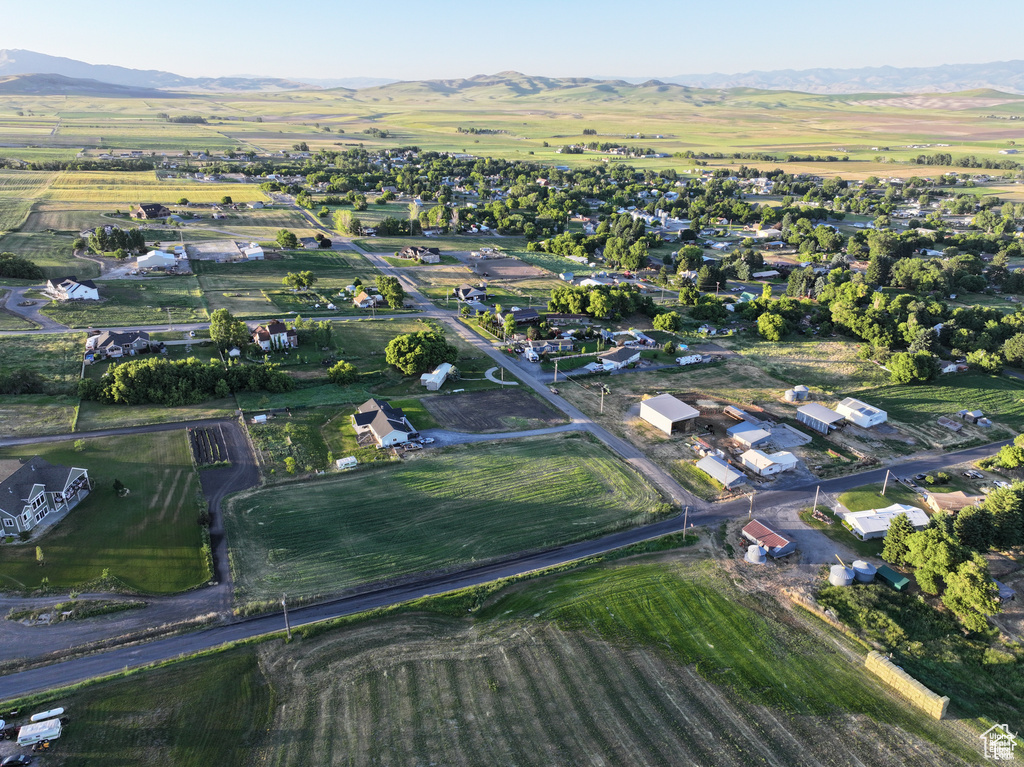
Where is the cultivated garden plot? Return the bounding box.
[224,434,660,602]
[188,425,230,466]
[421,388,568,433]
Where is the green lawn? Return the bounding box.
[0,431,210,593]
[41,277,208,327]
[225,434,660,602]
[799,506,885,558]
[0,332,86,392]
[75,397,238,432]
[838,482,926,513]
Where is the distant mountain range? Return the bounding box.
[0,73,172,97]
[661,60,1024,95]
[2,49,1024,96]
[0,49,309,92]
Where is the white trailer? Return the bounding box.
[30,707,63,722]
[335,456,357,470]
[18,718,62,746]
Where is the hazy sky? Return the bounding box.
[4,0,1023,80]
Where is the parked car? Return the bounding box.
[995,480,1012,489]
[420,437,435,445]
[1,755,33,766]
[913,474,927,481]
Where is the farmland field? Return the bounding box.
[0,170,58,232]
[0,431,210,593]
[41,276,208,327]
[42,170,268,204]
[0,394,78,438]
[75,397,238,432]
[5,560,980,765]
[0,332,85,391]
[225,434,660,601]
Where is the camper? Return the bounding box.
[18,718,62,746]
[251,414,268,425]
[335,456,358,470]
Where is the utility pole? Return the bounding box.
[683,505,689,531]
[282,594,291,640]
[813,484,820,514]
[748,491,755,520]
[600,385,606,413]
[881,469,890,497]
[554,357,558,384]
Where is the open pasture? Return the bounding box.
[224,434,659,601]
[422,388,567,432]
[0,430,210,594]
[42,276,208,327]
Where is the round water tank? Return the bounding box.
[784,389,797,402]
[852,560,877,583]
[829,565,855,586]
[793,385,809,400]
[745,544,767,564]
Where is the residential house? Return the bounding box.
[696,455,745,489]
[741,520,796,557]
[351,398,418,447]
[132,203,171,220]
[639,394,699,435]
[498,308,541,325]
[398,245,440,261]
[525,338,574,355]
[836,503,929,540]
[925,491,985,514]
[0,457,91,535]
[835,397,887,428]
[797,403,845,434]
[86,329,151,359]
[598,347,641,371]
[251,320,298,351]
[353,291,384,309]
[938,360,968,374]
[420,362,455,391]
[453,284,487,302]
[45,276,99,302]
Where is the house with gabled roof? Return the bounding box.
[45,276,99,302]
[0,457,91,535]
[86,329,151,359]
[351,398,418,447]
[598,346,641,371]
[453,284,487,302]
[132,203,171,220]
[251,320,297,351]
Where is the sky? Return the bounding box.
[2,0,1023,81]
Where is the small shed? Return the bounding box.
[741,519,796,558]
[420,362,455,391]
[876,565,910,592]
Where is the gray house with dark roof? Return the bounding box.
[351,399,418,447]
[86,330,151,359]
[0,457,91,535]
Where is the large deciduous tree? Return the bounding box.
[209,308,251,350]
[385,331,458,376]
[375,275,406,309]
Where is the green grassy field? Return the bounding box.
[0,394,78,438]
[225,434,660,602]
[3,559,979,765]
[43,170,268,204]
[0,169,58,232]
[0,332,85,391]
[0,229,98,279]
[74,397,238,432]
[42,276,208,327]
[0,431,210,593]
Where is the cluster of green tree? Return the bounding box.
[282,271,317,290]
[376,216,411,236]
[881,498,1018,632]
[548,284,657,320]
[209,308,252,350]
[333,210,362,235]
[673,151,779,162]
[3,159,156,171]
[166,115,208,124]
[275,229,299,249]
[363,128,390,138]
[784,154,848,163]
[79,357,292,406]
[0,252,43,280]
[375,275,406,309]
[913,153,1020,170]
[289,315,334,348]
[988,433,1024,470]
[292,142,310,152]
[384,330,458,375]
[87,226,145,256]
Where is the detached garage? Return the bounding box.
[639,394,699,435]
